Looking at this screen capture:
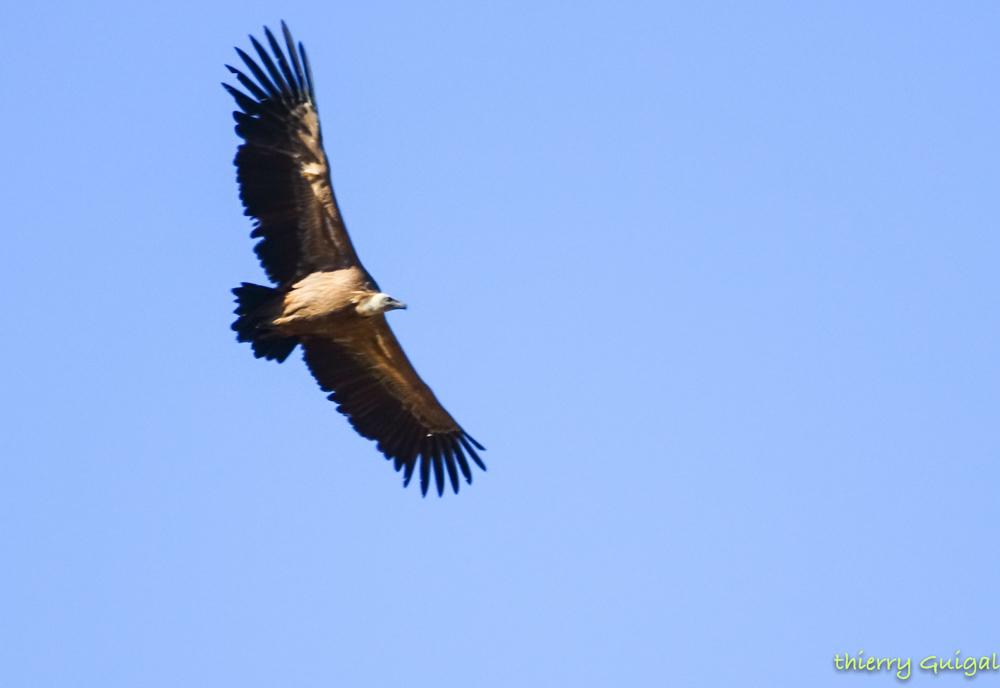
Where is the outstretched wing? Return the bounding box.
[301,318,486,497]
[224,23,372,287]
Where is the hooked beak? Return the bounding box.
[389,299,407,310]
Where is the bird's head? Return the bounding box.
[357,292,408,316]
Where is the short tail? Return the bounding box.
[231,282,299,363]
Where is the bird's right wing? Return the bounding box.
[224,23,372,287]
[300,316,485,497]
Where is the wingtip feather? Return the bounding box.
[459,435,487,471]
[419,449,431,497]
[453,438,473,484]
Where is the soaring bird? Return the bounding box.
[224,23,484,496]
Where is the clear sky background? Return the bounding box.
[1,1,998,686]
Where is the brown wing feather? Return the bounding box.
[301,316,485,496]
[225,24,371,287]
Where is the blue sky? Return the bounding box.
[2,1,998,686]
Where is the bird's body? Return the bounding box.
[225,23,484,496]
[248,268,389,335]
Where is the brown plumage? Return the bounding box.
[225,23,484,496]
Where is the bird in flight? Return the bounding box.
[224,22,484,496]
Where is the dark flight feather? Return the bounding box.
[226,65,269,101]
[264,27,299,95]
[235,47,280,98]
[250,35,290,97]
[299,43,315,99]
[282,23,306,93]
[453,440,473,484]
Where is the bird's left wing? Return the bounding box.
[300,317,485,496]
[224,23,371,287]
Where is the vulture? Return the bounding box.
[224,23,484,496]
